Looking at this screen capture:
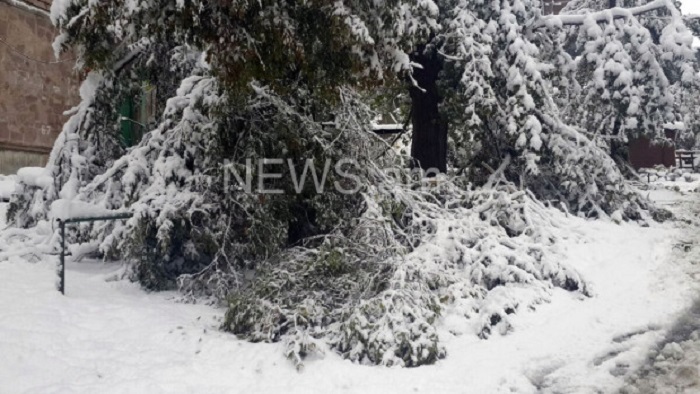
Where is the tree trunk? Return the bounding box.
[409,50,447,174]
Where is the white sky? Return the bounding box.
[681,1,700,15]
[681,2,700,47]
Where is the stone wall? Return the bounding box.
[0,0,80,174]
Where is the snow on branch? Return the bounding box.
[50,199,130,221]
[538,0,679,28]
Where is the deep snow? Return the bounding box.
[0,178,699,394]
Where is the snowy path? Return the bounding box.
[622,298,700,393]
[1,184,699,394]
[620,186,700,393]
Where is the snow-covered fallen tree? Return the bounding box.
[224,176,590,368]
[3,63,590,368]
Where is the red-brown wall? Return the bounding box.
[0,0,80,172]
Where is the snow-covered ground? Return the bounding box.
[1,178,699,393]
[623,298,700,393]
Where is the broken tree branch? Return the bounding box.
[536,0,679,28]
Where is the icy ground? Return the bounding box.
[1,177,699,393]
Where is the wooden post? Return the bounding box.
[692,152,696,172]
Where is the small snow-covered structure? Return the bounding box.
[541,0,572,15]
[370,123,404,135]
[628,124,684,170]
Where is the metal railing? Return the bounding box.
[57,212,133,295]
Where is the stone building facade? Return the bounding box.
[0,0,80,174]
